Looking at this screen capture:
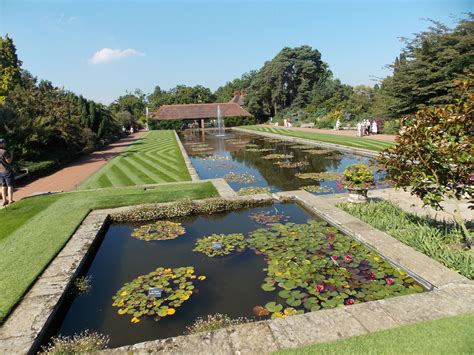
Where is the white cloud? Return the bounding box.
[89,48,145,64]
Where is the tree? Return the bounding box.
[377,79,474,247]
[379,15,474,118]
[0,34,22,105]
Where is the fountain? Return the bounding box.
[216,105,225,136]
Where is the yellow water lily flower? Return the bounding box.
[164,268,172,273]
[120,291,128,297]
[131,317,141,323]
[118,309,126,315]
[180,295,190,301]
[198,275,206,281]
[373,256,380,261]
[167,308,176,315]
[273,312,284,318]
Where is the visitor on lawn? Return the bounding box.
[0,138,15,206]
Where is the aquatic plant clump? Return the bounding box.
[245,144,260,148]
[247,221,423,315]
[290,145,317,150]
[296,172,341,181]
[201,155,230,161]
[299,185,334,193]
[131,221,186,241]
[237,186,272,196]
[185,313,253,335]
[40,330,109,354]
[193,233,246,257]
[245,148,275,153]
[223,172,257,183]
[274,161,310,169]
[112,266,205,323]
[72,276,92,295]
[262,154,294,160]
[111,197,272,223]
[250,211,289,225]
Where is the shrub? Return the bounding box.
[40,330,109,354]
[148,120,187,131]
[185,314,252,335]
[17,160,57,176]
[382,119,400,134]
[225,116,256,127]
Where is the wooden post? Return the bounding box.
[201,118,205,129]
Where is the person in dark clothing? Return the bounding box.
[0,139,14,206]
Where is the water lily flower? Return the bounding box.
[255,251,264,255]
[345,299,355,305]
[197,275,206,281]
[316,284,325,292]
[344,255,352,261]
[131,317,141,323]
[326,233,336,239]
[370,273,376,280]
[331,255,338,260]
[386,278,394,285]
[167,308,176,315]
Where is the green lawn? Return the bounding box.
[339,200,473,279]
[277,313,474,354]
[240,126,394,152]
[79,130,191,190]
[0,182,218,323]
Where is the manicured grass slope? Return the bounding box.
[278,313,474,354]
[241,126,393,152]
[80,130,191,190]
[339,200,473,279]
[0,182,218,323]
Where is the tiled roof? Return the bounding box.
[151,103,252,120]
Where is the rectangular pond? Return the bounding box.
[43,202,424,349]
[181,130,386,195]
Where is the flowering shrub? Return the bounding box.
[341,163,375,189]
[40,330,109,354]
[185,313,252,334]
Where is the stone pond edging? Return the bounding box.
[1,188,473,354]
[174,131,200,182]
[231,127,379,158]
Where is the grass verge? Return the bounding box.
[0,181,218,323]
[277,313,474,354]
[240,126,393,152]
[79,130,191,190]
[338,200,473,279]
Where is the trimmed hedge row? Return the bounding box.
[148,116,256,131]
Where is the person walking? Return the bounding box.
[0,139,15,206]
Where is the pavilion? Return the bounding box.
[151,92,252,128]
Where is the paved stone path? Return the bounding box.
[5,132,145,202]
[261,125,396,142]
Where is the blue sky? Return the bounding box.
[1,0,471,103]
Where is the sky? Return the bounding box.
[1,0,472,104]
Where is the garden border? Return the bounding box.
[1,189,472,354]
[232,127,379,158]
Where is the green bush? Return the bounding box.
[225,116,256,127]
[382,119,400,134]
[18,160,57,176]
[148,120,187,131]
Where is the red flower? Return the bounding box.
[326,233,336,239]
[344,255,352,261]
[255,251,264,255]
[345,298,355,305]
[316,284,325,292]
[331,255,338,260]
[386,278,394,285]
[369,273,376,280]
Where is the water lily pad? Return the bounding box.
[295,172,341,181]
[131,221,186,241]
[237,187,272,196]
[265,302,283,313]
[193,233,246,257]
[223,172,257,183]
[250,211,289,225]
[112,266,201,323]
[262,154,294,160]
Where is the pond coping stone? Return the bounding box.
[174,130,200,182]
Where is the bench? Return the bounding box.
[300,123,315,128]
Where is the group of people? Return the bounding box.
[0,138,15,207]
[356,119,378,136]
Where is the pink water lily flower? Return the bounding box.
[316,284,325,292]
[370,273,376,280]
[326,233,336,239]
[344,255,352,261]
[386,278,394,285]
[331,255,338,260]
[255,251,264,255]
[345,298,355,305]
